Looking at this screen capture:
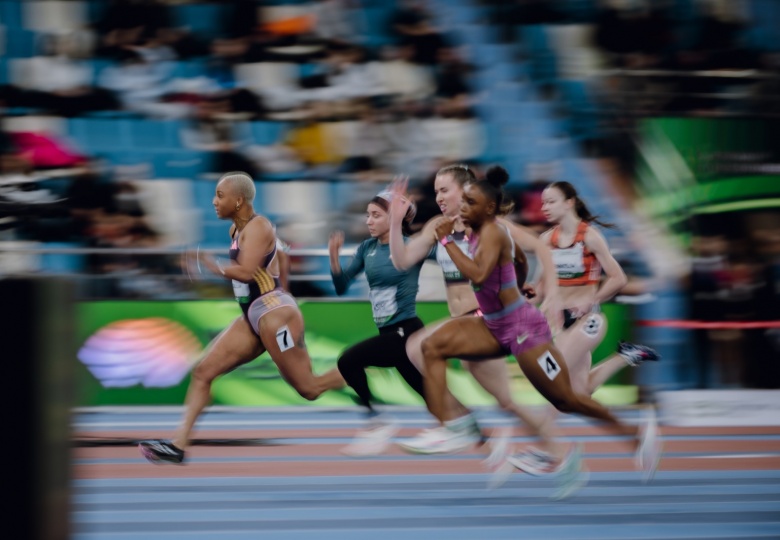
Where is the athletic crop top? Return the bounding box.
[549,221,601,286]
[229,218,281,317]
[467,233,518,315]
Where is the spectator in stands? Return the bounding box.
[389,0,448,66]
[374,44,436,102]
[433,45,476,119]
[179,97,260,179]
[92,0,174,59]
[0,34,119,117]
[97,48,184,118]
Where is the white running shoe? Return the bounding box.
[397,425,480,455]
[507,447,558,476]
[636,407,662,483]
[341,416,399,457]
[551,443,589,501]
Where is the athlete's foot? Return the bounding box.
[617,341,661,367]
[138,439,185,464]
[507,447,559,476]
[341,414,400,457]
[398,424,480,455]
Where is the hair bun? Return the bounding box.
[485,166,510,187]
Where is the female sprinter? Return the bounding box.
[419,168,661,493]
[387,165,566,463]
[508,181,660,474]
[330,190,478,456]
[139,171,346,464]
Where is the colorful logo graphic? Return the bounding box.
[78,318,202,388]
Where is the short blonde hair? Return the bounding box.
[219,171,256,203]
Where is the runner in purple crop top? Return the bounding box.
[418,166,662,494]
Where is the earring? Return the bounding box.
[235,204,240,210]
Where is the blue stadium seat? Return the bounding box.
[4,29,38,58]
[249,122,289,146]
[67,118,130,151]
[192,179,217,209]
[153,151,213,179]
[171,3,227,41]
[40,243,85,274]
[0,0,23,29]
[125,119,183,150]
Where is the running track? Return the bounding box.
[73,406,780,540]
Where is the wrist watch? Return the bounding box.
[439,234,455,247]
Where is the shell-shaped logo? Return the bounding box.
[78,318,202,388]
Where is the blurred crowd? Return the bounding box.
[0,0,778,389]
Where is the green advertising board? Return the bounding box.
[637,117,780,232]
[75,300,636,407]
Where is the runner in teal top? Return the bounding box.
[332,234,423,328]
[330,190,473,456]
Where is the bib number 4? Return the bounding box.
[537,351,561,381]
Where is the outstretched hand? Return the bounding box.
[328,230,344,258]
[388,175,412,225]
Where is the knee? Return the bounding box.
[191,362,217,386]
[550,394,578,414]
[420,336,445,361]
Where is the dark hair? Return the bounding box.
[436,163,477,187]
[547,181,616,229]
[471,165,514,216]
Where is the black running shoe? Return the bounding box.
[617,341,660,367]
[138,439,185,464]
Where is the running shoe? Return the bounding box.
[397,424,481,455]
[551,443,589,501]
[617,341,661,367]
[507,447,558,476]
[138,439,185,464]
[341,415,400,457]
[636,407,662,483]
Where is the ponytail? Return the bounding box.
[550,181,616,229]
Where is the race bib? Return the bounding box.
[437,239,471,281]
[551,243,586,279]
[369,286,398,325]
[232,280,251,303]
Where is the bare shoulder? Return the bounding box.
[539,227,554,244]
[584,224,610,252]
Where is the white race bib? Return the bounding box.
[437,239,471,279]
[232,279,250,301]
[551,243,586,279]
[369,286,398,324]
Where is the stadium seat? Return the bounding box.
[153,151,213,180]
